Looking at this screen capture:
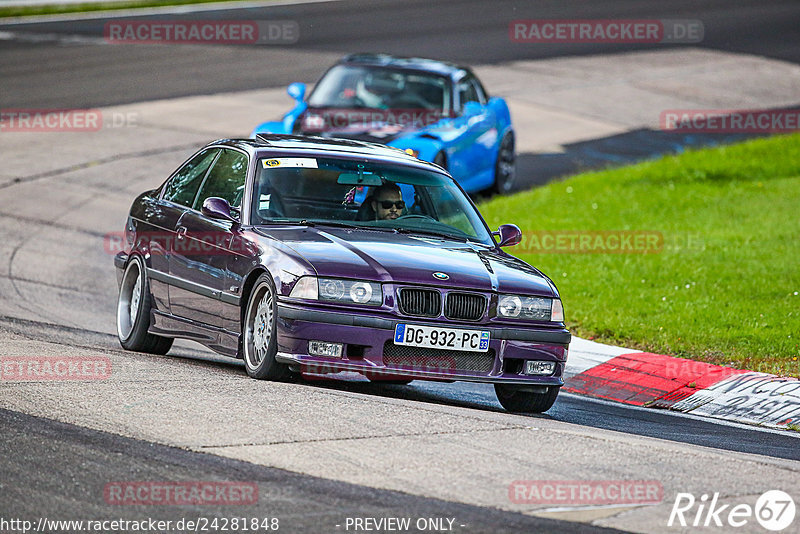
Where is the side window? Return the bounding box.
[472,77,487,102]
[163,149,219,207]
[457,78,479,111]
[193,149,249,211]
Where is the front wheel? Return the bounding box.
[243,274,292,380]
[494,384,559,413]
[492,133,516,194]
[117,257,173,354]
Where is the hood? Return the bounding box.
[254,226,555,297]
[295,107,439,144]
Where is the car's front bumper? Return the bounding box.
[276,303,570,385]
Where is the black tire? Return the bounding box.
[242,274,292,380]
[494,384,559,413]
[117,256,173,355]
[492,132,516,195]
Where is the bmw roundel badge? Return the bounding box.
[432,272,449,280]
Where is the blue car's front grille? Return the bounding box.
[398,288,441,317]
[444,292,486,321]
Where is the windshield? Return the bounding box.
[251,157,492,245]
[307,65,449,112]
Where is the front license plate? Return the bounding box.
[394,324,490,352]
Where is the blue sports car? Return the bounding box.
[251,54,516,194]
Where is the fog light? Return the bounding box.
[308,341,343,358]
[524,360,555,375]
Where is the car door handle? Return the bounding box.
[176,226,187,240]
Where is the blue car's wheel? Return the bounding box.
[492,133,516,194]
[116,256,173,354]
[243,274,292,380]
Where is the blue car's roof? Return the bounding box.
[339,53,468,79]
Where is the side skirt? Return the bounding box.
[150,310,240,358]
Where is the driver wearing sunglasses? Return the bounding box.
[371,182,406,220]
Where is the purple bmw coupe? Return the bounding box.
[115,134,570,412]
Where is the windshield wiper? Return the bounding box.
[298,220,395,232]
[394,227,468,243]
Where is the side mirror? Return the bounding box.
[461,101,482,117]
[202,197,238,223]
[287,82,306,102]
[494,224,522,247]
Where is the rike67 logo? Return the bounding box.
[668,490,795,531]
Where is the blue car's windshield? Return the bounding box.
[251,157,492,245]
[307,65,449,112]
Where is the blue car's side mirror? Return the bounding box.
[287,82,306,102]
[461,101,482,117]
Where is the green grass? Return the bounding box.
[0,0,253,18]
[480,133,800,377]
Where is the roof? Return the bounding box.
[209,135,447,174]
[339,53,467,78]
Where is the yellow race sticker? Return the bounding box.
[261,157,318,169]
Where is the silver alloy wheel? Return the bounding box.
[245,283,273,369]
[117,259,142,340]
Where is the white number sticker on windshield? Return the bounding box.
[262,158,318,169]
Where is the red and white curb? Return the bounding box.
[565,338,800,430]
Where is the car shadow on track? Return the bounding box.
[469,126,778,203]
[162,349,553,417]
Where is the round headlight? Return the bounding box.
[320,279,345,300]
[498,295,522,317]
[525,297,549,320]
[350,282,373,304]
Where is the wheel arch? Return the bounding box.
[495,126,514,159]
[239,267,270,328]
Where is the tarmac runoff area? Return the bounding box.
[1,48,800,532]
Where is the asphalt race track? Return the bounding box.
[1,1,800,533]
[2,408,628,534]
[2,0,800,107]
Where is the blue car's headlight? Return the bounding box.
[497,295,563,322]
[290,276,382,306]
